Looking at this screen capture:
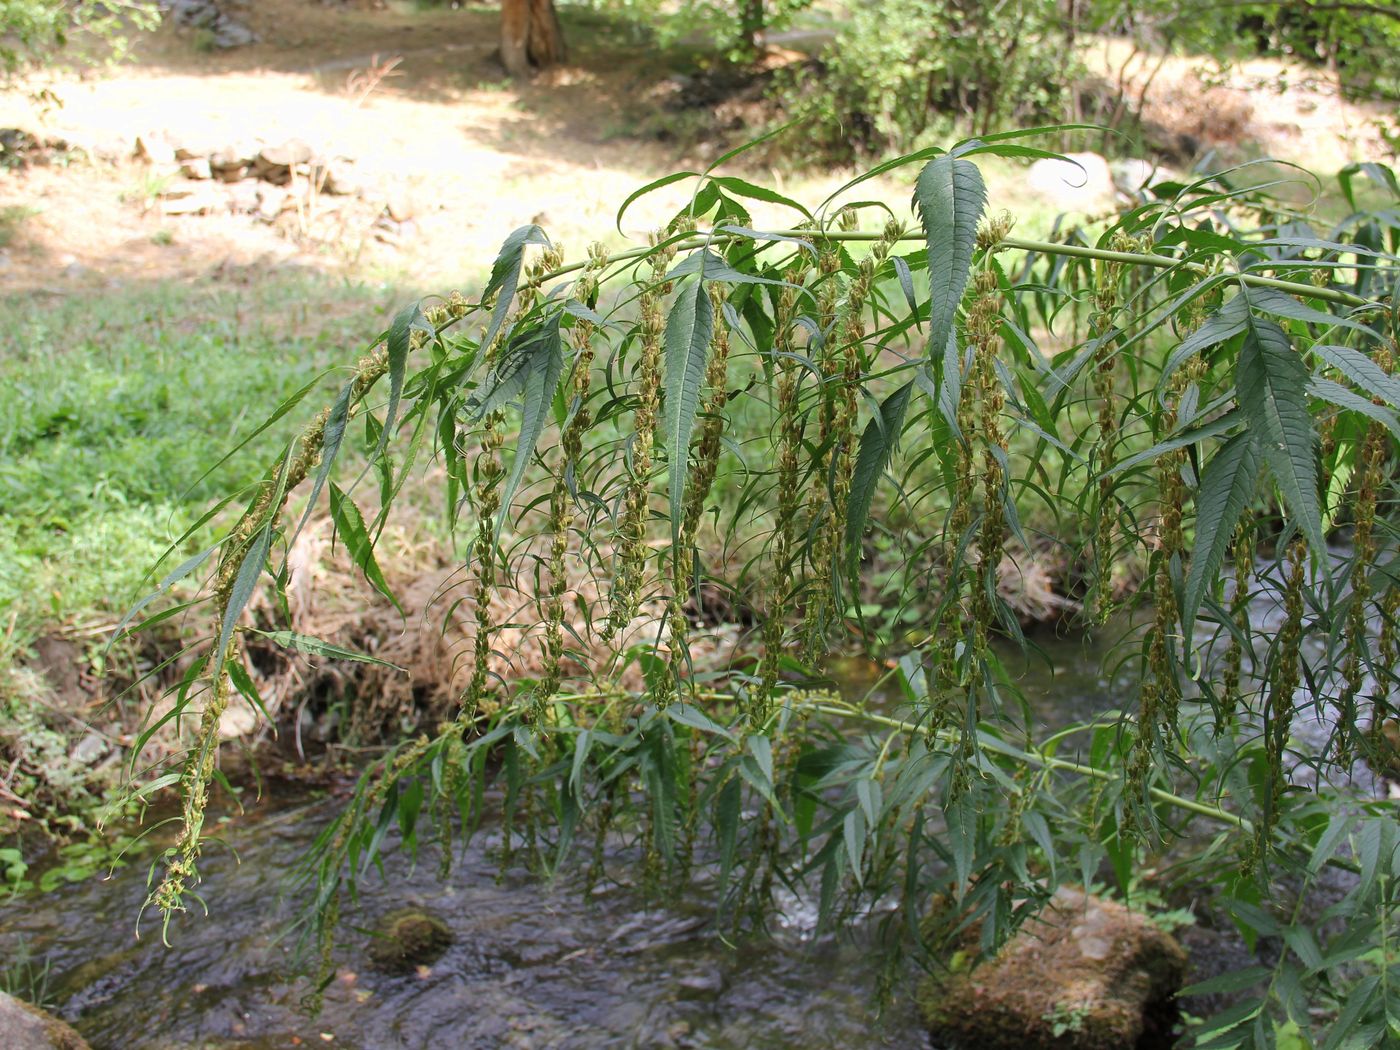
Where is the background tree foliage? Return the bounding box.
[0,0,157,80]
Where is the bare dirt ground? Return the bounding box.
[1,1,1392,299]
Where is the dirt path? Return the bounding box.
[0,1,1391,297]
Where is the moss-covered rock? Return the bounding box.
[0,991,90,1050]
[366,907,452,974]
[918,887,1186,1050]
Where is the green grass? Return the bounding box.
[0,274,401,668]
[0,206,38,248]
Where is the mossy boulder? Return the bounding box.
[366,907,452,974]
[919,887,1186,1050]
[0,991,90,1050]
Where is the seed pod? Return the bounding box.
[828,220,904,610]
[153,348,390,922]
[1139,356,1197,754]
[607,235,677,640]
[1344,341,1395,761]
[760,255,814,707]
[539,246,609,701]
[464,256,548,716]
[1260,539,1307,852]
[1088,234,1136,622]
[1338,418,1385,761]
[669,284,734,705]
[1220,520,1254,727]
[799,240,845,657]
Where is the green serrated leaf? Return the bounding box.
[1183,431,1259,635]
[481,225,549,353]
[845,379,913,574]
[1312,343,1400,407]
[381,301,431,454]
[667,702,735,740]
[328,482,402,613]
[247,629,406,671]
[914,154,986,362]
[1235,311,1324,557]
[500,319,564,540]
[710,175,812,219]
[216,525,272,660]
[1310,376,1400,439]
[663,279,714,547]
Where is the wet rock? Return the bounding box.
[919,887,1186,1050]
[0,991,90,1050]
[168,0,219,29]
[1,128,37,155]
[366,908,452,974]
[1026,152,1115,213]
[674,969,725,1000]
[211,20,255,49]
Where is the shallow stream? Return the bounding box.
[0,631,1135,1049]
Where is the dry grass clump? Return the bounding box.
[231,522,747,744]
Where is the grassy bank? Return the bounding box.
[0,272,401,839]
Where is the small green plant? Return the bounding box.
[123,171,171,209]
[1044,1001,1091,1038]
[0,847,30,895]
[150,228,173,246]
[0,0,158,84]
[0,204,37,247]
[0,937,53,1010]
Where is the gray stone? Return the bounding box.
[385,189,415,222]
[162,186,221,215]
[211,21,256,49]
[674,969,725,999]
[168,0,219,30]
[258,139,314,168]
[163,0,257,49]
[179,157,212,180]
[133,134,176,166]
[1111,158,1159,199]
[1026,152,1115,213]
[70,732,108,765]
[0,991,90,1049]
[253,186,288,220]
[224,180,261,213]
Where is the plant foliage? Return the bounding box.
[121,134,1400,1047]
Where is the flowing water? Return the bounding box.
[0,629,1151,1050]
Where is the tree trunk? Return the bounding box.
[738,0,765,60]
[501,0,565,77]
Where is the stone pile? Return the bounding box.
[0,128,77,168]
[133,135,372,222]
[163,0,257,50]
